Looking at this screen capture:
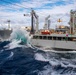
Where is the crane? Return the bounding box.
[24,9,39,34]
[31,9,39,34]
[44,15,50,29]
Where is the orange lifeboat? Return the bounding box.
[41,30,50,35]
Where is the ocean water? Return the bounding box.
[0,29,76,75]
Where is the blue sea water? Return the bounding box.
[0,29,76,75]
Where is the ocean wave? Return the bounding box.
[10,29,30,45]
[34,50,76,75]
[4,40,23,49]
[2,28,34,49]
[0,49,4,53]
[7,51,14,59]
[34,53,48,62]
[0,43,76,75]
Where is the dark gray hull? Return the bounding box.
[0,29,12,41]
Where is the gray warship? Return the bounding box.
[0,29,12,41]
[0,20,12,41]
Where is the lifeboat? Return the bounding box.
[41,30,50,35]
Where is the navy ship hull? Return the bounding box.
[0,29,12,41]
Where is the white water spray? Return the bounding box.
[6,28,33,49]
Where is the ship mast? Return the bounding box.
[7,20,11,30]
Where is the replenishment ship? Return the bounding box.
[30,10,76,50]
